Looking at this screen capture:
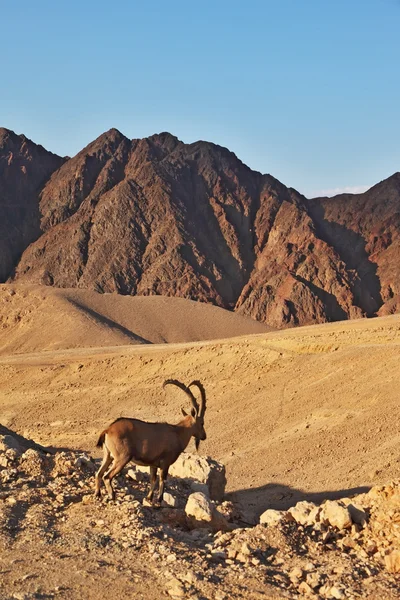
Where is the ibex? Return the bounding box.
[95,379,207,504]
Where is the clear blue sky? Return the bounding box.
[1,0,399,197]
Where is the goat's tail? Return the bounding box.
[96,430,107,448]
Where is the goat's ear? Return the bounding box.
[191,407,196,418]
[181,407,188,416]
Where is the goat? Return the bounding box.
[94,379,207,504]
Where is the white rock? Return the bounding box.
[259,508,285,526]
[185,492,213,524]
[288,501,318,526]
[169,452,226,501]
[185,492,230,531]
[320,500,352,530]
[329,586,345,599]
[162,492,178,508]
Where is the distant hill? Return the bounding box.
[0,284,270,355]
[1,127,399,328]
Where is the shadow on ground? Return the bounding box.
[228,481,371,523]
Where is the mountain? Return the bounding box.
[2,127,399,328]
[0,128,65,282]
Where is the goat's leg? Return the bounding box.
[156,466,169,504]
[146,466,158,502]
[102,454,130,501]
[95,446,113,498]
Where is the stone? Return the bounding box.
[161,493,178,508]
[259,508,285,526]
[190,481,210,496]
[306,572,321,589]
[328,586,345,599]
[74,454,96,471]
[347,503,368,526]
[166,577,185,598]
[320,500,352,530]
[169,453,226,501]
[384,549,400,573]
[288,501,319,526]
[289,567,303,582]
[185,492,213,524]
[298,581,313,595]
[185,493,230,532]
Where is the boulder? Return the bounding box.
[185,492,230,532]
[169,453,226,501]
[288,501,320,526]
[185,492,213,525]
[259,509,286,526]
[320,500,352,530]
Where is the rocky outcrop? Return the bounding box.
[3,126,400,328]
[1,428,400,599]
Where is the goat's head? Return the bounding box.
[163,379,207,450]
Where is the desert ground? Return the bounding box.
[1,284,400,599]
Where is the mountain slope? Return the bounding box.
[2,127,400,328]
[0,128,65,281]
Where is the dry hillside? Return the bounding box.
[0,284,269,355]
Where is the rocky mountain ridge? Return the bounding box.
[1,126,399,328]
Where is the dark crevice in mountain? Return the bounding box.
[309,202,383,316]
[292,273,348,322]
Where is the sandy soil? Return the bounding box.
[1,284,400,598]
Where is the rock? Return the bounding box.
[20,448,47,477]
[185,492,230,532]
[328,586,345,599]
[306,572,321,589]
[288,501,319,526]
[169,453,226,501]
[259,508,286,526]
[384,549,400,573]
[190,481,210,497]
[347,503,368,526]
[162,493,178,508]
[185,492,213,525]
[289,567,304,582]
[320,500,352,530]
[298,581,313,595]
[166,577,185,598]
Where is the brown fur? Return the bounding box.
[94,380,207,503]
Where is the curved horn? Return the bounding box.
[163,379,199,414]
[188,380,206,417]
